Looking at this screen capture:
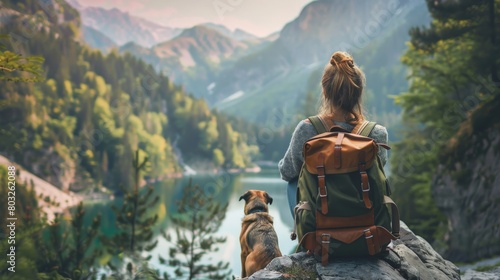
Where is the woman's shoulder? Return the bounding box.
[295,119,317,135]
[369,123,388,144]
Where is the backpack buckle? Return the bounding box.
[363,229,373,239]
[321,233,331,244]
[319,185,328,197]
[360,171,370,192]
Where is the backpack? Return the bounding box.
[290,115,400,266]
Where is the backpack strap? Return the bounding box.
[311,117,377,137]
[308,116,329,134]
[353,121,377,137]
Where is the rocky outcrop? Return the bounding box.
[462,268,500,280]
[246,221,460,280]
[432,97,500,262]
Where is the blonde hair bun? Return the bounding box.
[330,51,354,68]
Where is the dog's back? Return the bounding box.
[239,190,282,277]
[241,213,282,276]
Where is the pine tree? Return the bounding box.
[163,179,231,280]
[0,34,44,82]
[42,203,102,279]
[410,0,499,85]
[102,150,159,275]
[390,0,499,242]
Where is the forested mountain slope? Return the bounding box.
[0,0,258,192]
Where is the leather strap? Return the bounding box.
[358,151,372,209]
[364,228,376,255]
[319,232,330,266]
[334,133,344,169]
[298,232,319,257]
[383,195,400,238]
[378,143,391,150]
[317,154,328,215]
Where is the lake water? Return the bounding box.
[84,167,296,278]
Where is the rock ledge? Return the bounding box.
[247,221,461,280]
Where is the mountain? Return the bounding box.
[154,25,248,67]
[212,0,430,123]
[81,25,116,52]
[120,25,259,96]
[0,0,258,192]
[202,23,260,42]
[69,3,182,47]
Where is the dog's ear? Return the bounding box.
[239,191,251,202]
[264,192,273,205]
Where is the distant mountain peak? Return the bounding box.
[200,22,258,41]
[180,25,219,36]
[77,6,182,47]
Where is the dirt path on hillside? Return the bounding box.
[0,155,82,221]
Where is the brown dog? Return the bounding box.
[239,190,282,278]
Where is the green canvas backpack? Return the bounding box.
[290,115,400,266]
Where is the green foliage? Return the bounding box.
[102,150,159,262]
[390,0,500,243]
[164,179,231,280]
[105,262,163,280]
[0,166,42,279]
[0,166,100,279]
[475,262,500,272]
[281,264,318,280]
[0,0,259,193]
[0,35,44,82]
[40,203,102,279]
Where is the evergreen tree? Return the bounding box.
[41,203,102,279]
[0,34,44,82]
[410,0,499,85]
[390,0,499,242]
[0,166,101,280]
[102,150,159,276]
[164,179,231,280]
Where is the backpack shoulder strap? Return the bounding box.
[353,121,377,137]
[307,115,328,134]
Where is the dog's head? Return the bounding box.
[239,190,273,215]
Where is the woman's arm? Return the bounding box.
[370,124,389,167]
[278,120,317,182]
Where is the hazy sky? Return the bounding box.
[77,0,315,37]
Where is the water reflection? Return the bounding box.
[83,168,295,278]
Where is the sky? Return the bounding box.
[77,0,316,37]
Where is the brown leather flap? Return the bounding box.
[373,225,398,245]
[299,226,398,252]
[304,132,378,174]
[316,210,374,229]
[324,228,365,244]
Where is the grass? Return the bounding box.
[475,262,500,272]
[281,264,318,280]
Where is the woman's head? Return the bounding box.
[320,51,365,123]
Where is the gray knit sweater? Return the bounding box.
[278,119,389,182]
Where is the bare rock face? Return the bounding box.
[432,126,500,262]
[247,221,461,280]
